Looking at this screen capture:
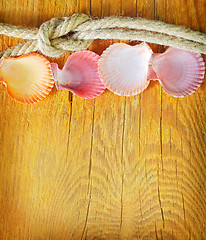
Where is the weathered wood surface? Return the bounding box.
[0,0,206,239]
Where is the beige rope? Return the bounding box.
[0,23,38,40]
[75,29,206,54]
[0,13,206,58]
[0,40,38,58]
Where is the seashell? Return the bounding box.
[52,50,106,99]
[98,42,153,96]
[150,48,205,97]
[0,53,54,103]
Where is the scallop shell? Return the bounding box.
[0,53,54,103]
[98,42,153,96]
[52,50,106,99]
[150,48,205,97]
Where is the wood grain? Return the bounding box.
[0,0,206,239]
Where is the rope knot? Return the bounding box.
[37,13,93,58]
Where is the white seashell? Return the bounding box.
[98,42,153,96]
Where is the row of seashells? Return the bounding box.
[0,42,205,103]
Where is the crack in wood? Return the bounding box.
[160,89,164,175]
[158,185,165,229]
[81,99,95,240]
[155,222,159,240]
[120,97,126,231]
[66,92,73,162]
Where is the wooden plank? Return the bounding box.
[0,0,92,239]
[154,0,206,239]
[82,1,125,239]
[120,0,165,239]
[0,0,205,239]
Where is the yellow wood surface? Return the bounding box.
[0,0,206,239]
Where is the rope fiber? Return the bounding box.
[0,13,206,58]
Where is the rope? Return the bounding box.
[0,13,206,58]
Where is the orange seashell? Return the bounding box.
[52,50,106,99]
[149,48,205,97]
[98,42,153,96]
[0,53,54,103]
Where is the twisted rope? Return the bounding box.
[0,13,206,59]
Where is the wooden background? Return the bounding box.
[0,0,206,239]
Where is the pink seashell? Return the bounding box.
[98,42,153,96]
[52,50,106,99]
[150,48,205,97]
